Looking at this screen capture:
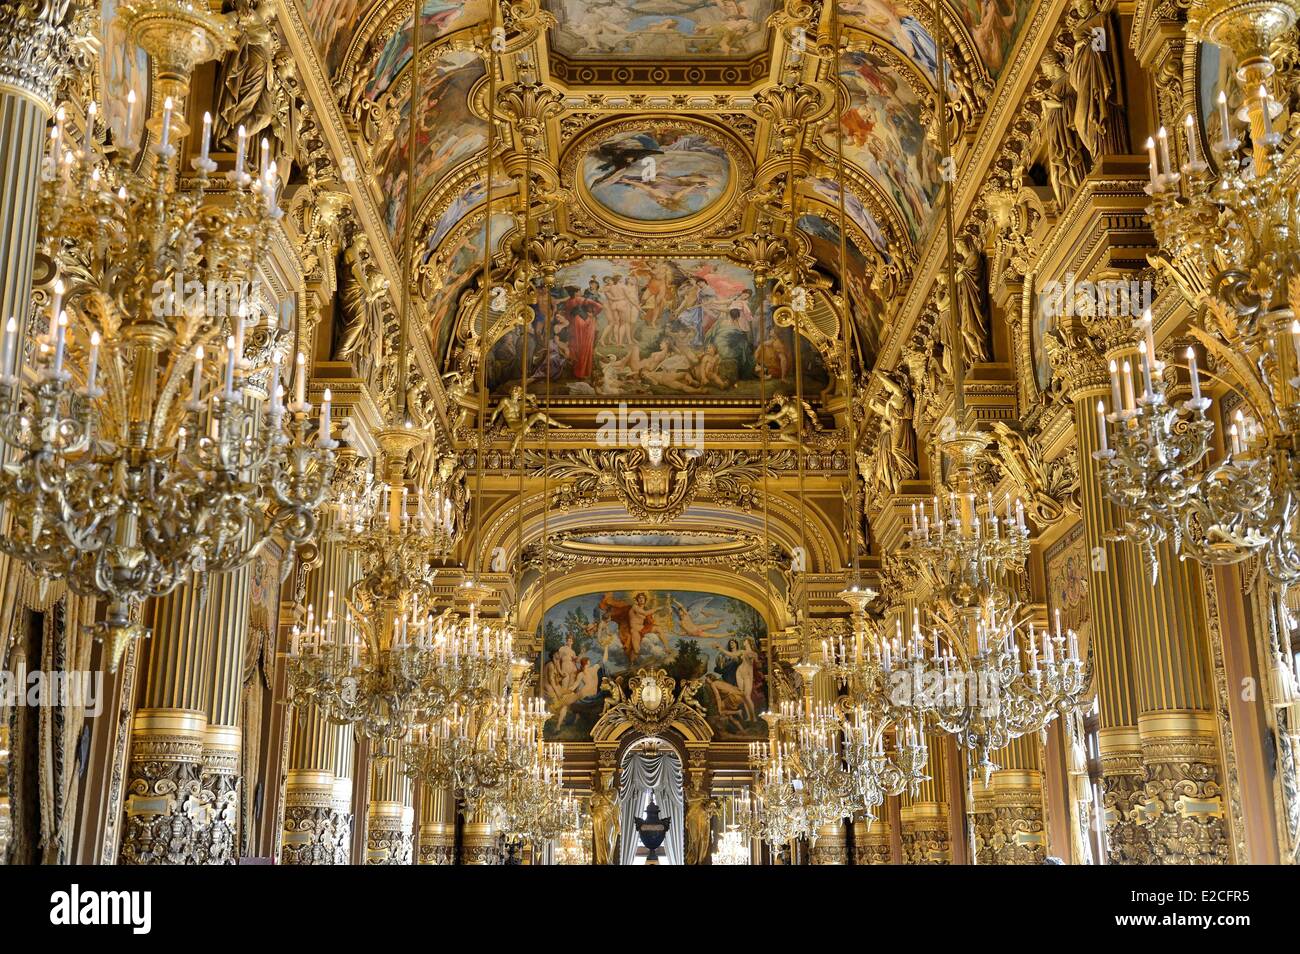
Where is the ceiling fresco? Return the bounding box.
[288,0,1037,386]
[546,0,777,60]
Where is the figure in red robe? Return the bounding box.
[598,591,658,663]
[560,285,601,379]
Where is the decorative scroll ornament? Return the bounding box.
[536,445,768,524]
[591,669,712,741]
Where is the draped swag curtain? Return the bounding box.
[618,748,684,865]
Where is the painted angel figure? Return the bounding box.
[671,597,727,638]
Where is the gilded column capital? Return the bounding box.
[0,0,73,111]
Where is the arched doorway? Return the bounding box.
[617,737,684,865]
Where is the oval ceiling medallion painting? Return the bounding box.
[572,120,745,234]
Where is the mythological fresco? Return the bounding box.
[539,589,769,741]
[429,212,515,360]
[798,215,884,366]
[301,0,363,73]
[806,177,893,259]
[483,258,830,399]
[364,0,487,100]
[548,0,776,59]
[839,0,939,81]
[372,50,486,244]
[581,127,731,223]
[826,49,942,246]
[958,0,1032,77]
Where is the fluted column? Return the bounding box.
[851,813,891,864]
[899,733,951,864]
[416,784,456,864]
[460,800,499,864]
[0,1,68,329]
[281,704,352,865]
[971,736,1046,864]
[1051,329,1149,863]
[809,668,847,864]
[281,528,360,864]
[365,751,413,864]
[119,586,213,864]
[1131,550,1229,863]
[196,564,252,864]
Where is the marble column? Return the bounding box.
[196,564,252,864]
[119,586,213,865]
[899,733,951,864]
[460,800,499,865]
[851,812,891,864]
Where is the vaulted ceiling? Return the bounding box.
[290,0,1033,379]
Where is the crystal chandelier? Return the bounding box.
[711,824,750,865]
[504,740,582,844]
[403,659,541,804]
[1091,313,1213,578]
[0,1,335,668]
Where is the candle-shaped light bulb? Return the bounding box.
[1109,359,1122,413]
[1138,340,1153,399]
[234,125,247,178]
[159,96,174,150]
[224,335,236,397]
[1097,400,1109,451]
[294,351,306,406]
[1145,135,1159,188]
[259,136,269,175]
[1259,85,1274,139]
[1217,90,1231,144]
[86,330,100,391]
[2,316,16,380]
[199,111,212,162]
[1184,113,1200,165]
[50,278,64,337]
[125,90,137,146]
[83,101,96,154]
[1156,125,1171,175]
[52,311,67,376]
[1121,359,1135,410]
[190,344,204,403]
[319,388,332,445]
[1187,346,1202,403]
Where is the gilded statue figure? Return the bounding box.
[212,0,276,150]
[685,782,720,865]
[589,773,619,866]
[1066,0,1118,159]
[866,371,917,498]
[490,385,571,454]
[1040,47,1087,207]
[336,233,389,384]
[942,234,992,364]
[744,394,821,444]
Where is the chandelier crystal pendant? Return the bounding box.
[903,433,1089,778]
[0,1,335,669]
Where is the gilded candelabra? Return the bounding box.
[1106,0,1300,586]
[905,432,1088,776]
[287,430,508,747]
[824,587,932,824]
[0,0,334,668]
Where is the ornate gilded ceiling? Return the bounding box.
[289,0,1034,381]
